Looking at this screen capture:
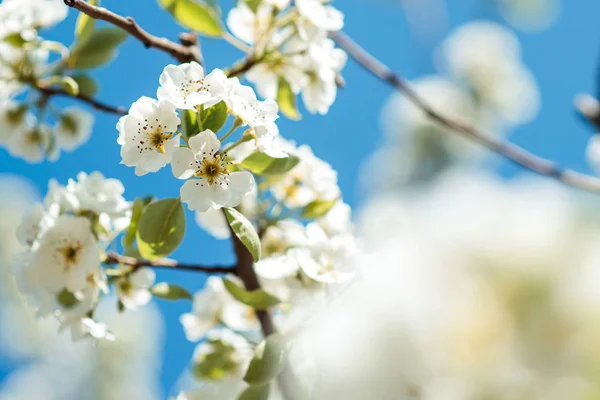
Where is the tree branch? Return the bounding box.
[105,252,236,274]
[63,0,201,64]
[37,85,126,115]
[227,215,302,400]
[330,30,600,193]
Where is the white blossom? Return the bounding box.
[54,107,94,152]
[19,215,101,293]
[0,0,68,40]
[270,142,340,208]
[157,63,228,110]
[586,135,600,176]
[117,96,181,176]
[116,268,156,310]
[226,2,274,45]
[439,21,539,126]
[0,100,33,144]
[6,123,53,163]
[0,44,49,100]
[180,276,259,342]
[295,0,344,40]
[172,129,254,212]
[16,202,57,247]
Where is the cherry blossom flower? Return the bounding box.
[115,268,156,310]
[172,129,254,212]
[23,215,101,293]
[0,100,33,144]
[6,123,52,163]
[180,276,259,342]
[157,62,228,110]
[54,107,94,152]
[117,96,181,176]
[0,0,68,41]
[295,0,344,40]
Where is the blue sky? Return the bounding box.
[2,0,600,396]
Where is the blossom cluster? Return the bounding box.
[0,0,95,163]
[367,21,540,187]
[12,172,159,340]
[227,0,347,115]
[117,61,285,212]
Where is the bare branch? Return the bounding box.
[37,85,126,115]
[105,252,236,274]
[330,30,600,193]
[64,0,200,64]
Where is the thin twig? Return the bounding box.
[105,252,236,274]
[226,55,258,77]
[64,0,200,64]
[330,30,600,193]
[37,85,127,115]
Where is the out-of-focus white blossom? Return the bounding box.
[6,123,53,164]
[497,0,560,32]
[0,0,68,40]
[180,276,260,342]
[115,268,156,310]
[54,107,94,152]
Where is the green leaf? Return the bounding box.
[277,77,300,120]
[223,278,280,310]
[75,0,99,45]
[181,109,200,141]
[71,75,97,97]
[150,282,193,300]
[199,101,229,133]
[240,152,299,176]
[71,27,128,69]
[158,0,223,37]
[43,76,80,95]
[238,384,270,400]
[137,198,186,260]
[244,334,286,385]
[301,198,338,219]
[241,0,262,13]
[224,208,261,261]
[122,198,148,250]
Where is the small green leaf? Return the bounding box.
[159,0,224,37]
[150,282,193,300]
[240,152,299,176]
[122,198,149,250]
[277,77,300,120]
[224,208,261,261]
[238,384,270,400]
[71,27,128,69]
[75,0,99,45]
[200,101,229,133]
[137,198,186,260]
[301,198,338,219]
[182,109,200,141]
[241,0,262,13]
[43,76,80,95]
[244,334,286,385]
[71,75,97,97]
[223,278,280,310]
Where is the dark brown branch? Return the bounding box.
[37,85,126,115]
[105,252,236,274]
[227,216,302,400]
[330,30,600,193]
[64,0,200,64]
[226,56,258,77]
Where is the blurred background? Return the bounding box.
[3,0,600,398]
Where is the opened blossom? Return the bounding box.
[117,96,181,176]
[6,123,53,163]
[115,268,156,310]
[54,106,94,152]
[157,62,228,110]
[172,129,254,212]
